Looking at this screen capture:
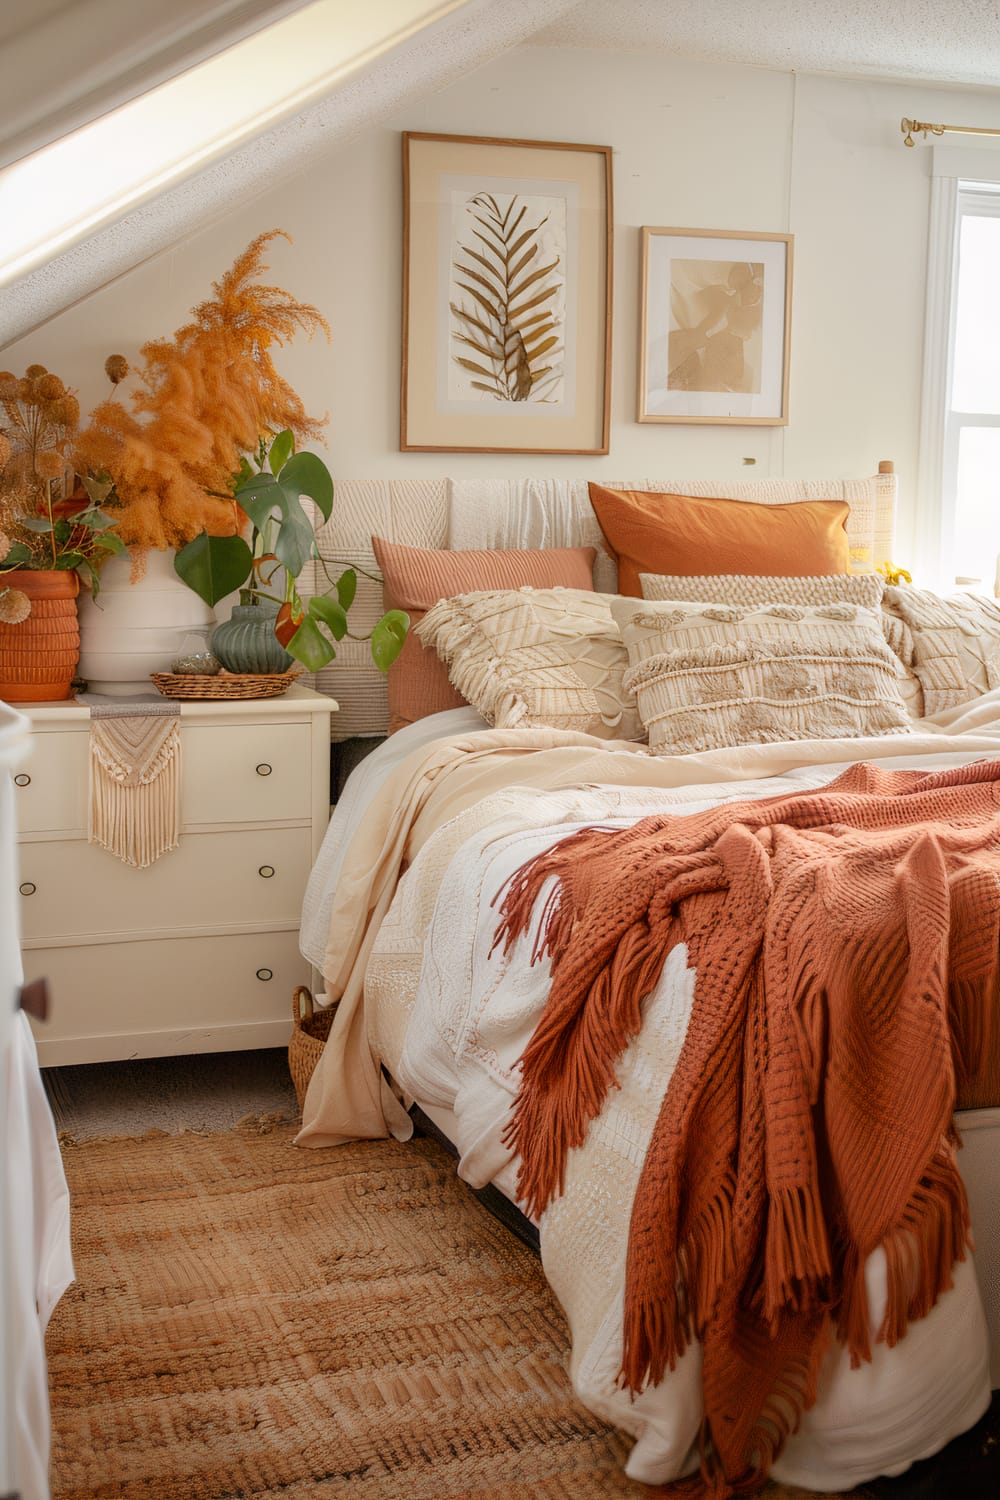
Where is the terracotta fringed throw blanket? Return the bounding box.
[493,759,1000,1497]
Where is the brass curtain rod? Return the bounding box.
[901,116,1000,147]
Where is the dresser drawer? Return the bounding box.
[19,826,311,941]
[184,721,312,824]
[25,929,308,1065]
[12,727,89,834]
[14,717,316,836]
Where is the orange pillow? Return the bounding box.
[371,537,597,733]
[588,484,851,596]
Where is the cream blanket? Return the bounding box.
[298,695,1000,1488]
[300,688,1000,1147]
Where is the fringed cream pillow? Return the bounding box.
[639,571,923,718]
[610,598,911,755]
[882,586,1000,715]
[416,586,644,741]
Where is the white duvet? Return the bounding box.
[301,702,1000,1491]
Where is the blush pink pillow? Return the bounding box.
[371,537,597,733]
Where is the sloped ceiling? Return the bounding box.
[0,0,580,348]
[5,0,1000,349]
[0,0,308,169]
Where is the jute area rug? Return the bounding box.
[46,1121,960,1500]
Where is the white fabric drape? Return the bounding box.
[0,0,308,169]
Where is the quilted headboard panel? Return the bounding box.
[303,468,897,740]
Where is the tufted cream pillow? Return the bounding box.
[610,598,911,755]
[639,571,885,609]
[416,586,644,741]
[882,586,1000,716]
[639,571,923,718]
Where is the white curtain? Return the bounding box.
[0,0,310,169]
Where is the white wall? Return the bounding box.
[7,45,1000,562]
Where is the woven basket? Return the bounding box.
[150,668,301,700]
[288,985,337,1112]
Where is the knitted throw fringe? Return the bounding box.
[493,759,1000,1499]
[88,702,182,868]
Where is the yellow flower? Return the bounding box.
[877,560,912,587]
[0,587,31,624]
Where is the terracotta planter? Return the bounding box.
[0,570,80,703]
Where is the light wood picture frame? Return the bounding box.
[401,131,613,454]
[638,226,793,425]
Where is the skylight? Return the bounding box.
[0,0,466,290]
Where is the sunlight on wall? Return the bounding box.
[0,0,466,289]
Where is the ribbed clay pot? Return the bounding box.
[210,601,294,673]
[0,570,80,702]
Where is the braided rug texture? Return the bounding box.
[45,1123,866,1500]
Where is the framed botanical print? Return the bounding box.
[638,226,793,425]
[401,131,613,454]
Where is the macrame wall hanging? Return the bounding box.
[88,701,181,868]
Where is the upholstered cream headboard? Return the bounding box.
[302,466,897,740]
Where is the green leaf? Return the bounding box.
[93,532,126,555]
[80,474,114,507]
[75,559,100,595]
[54,551,85,569]
[307,594,347,640]
[234,470,280,516]
[270,496,314,578]
[370,609,409,672]
[1,542,33,566]
[336,568,356,612]
[268,429,295,475]
[18,516,55,533]
[277,451,333,523]
[78,507,120,531]
[174,530,253,606]
[286,613,335,672]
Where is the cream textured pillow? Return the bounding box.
[415,586,644,741]
[638,572,885,609]
[610,598,911,755]
[639,571,923,719]
[882,586,1000,715]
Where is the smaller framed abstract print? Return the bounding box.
[638,226,793,425]
[401,131,613,454]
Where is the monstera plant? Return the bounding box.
[174,431,407,674]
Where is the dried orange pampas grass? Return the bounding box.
[73,231,331,552]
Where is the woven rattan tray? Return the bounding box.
[150,669,302,700]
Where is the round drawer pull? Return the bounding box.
[19,881,36,896]
[13,773,30,787]
[258,865,275,879]
[256,967,273,982]
[256,763,272,777]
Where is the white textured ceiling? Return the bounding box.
[535,0,1000,90]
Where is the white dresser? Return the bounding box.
[12,685,336,1066]
[1,700,73,1500]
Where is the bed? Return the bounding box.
[294,468,1000,1497]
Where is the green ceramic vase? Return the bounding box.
[210,602,294,674]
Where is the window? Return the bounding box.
[919,152,1000,592]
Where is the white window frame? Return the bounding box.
[917,144,1000,589]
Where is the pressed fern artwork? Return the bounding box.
[449,192,565,404]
